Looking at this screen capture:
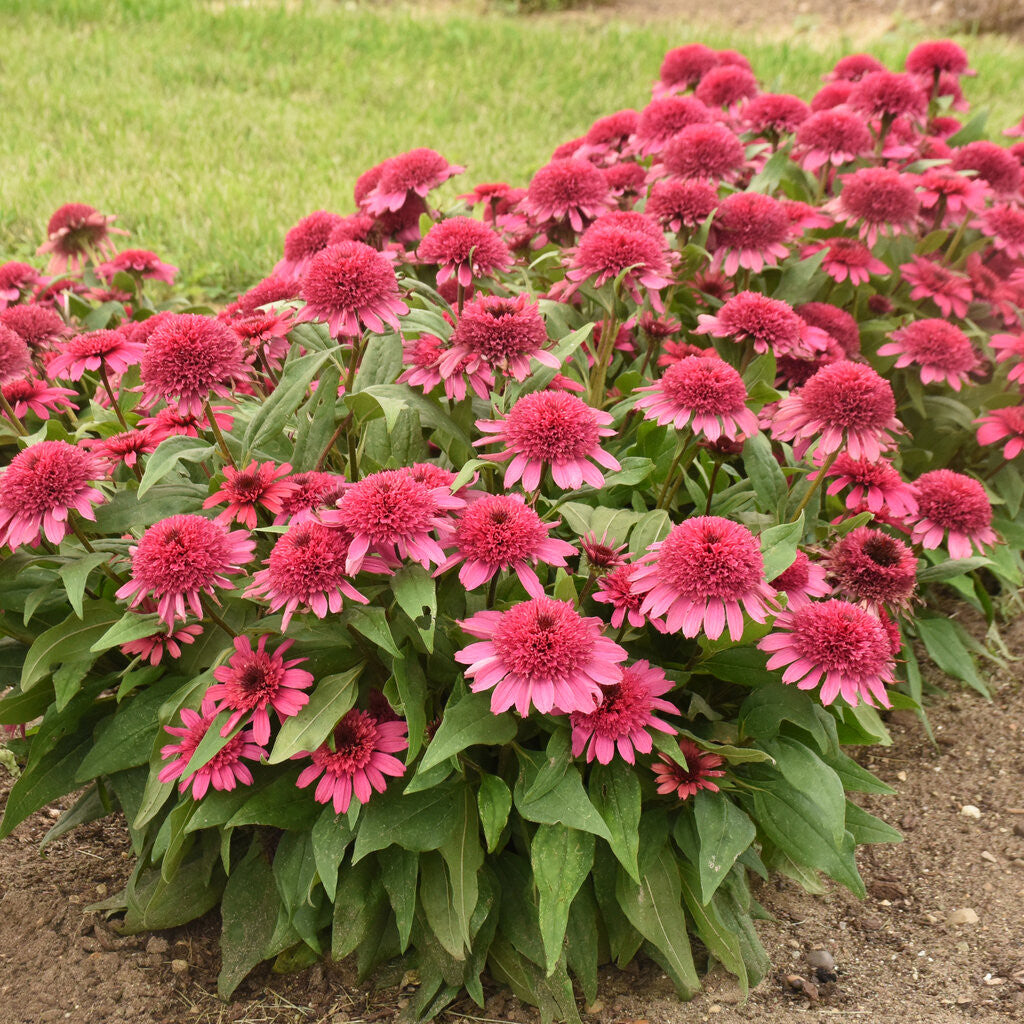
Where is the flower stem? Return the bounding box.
[791,448,838,522]
[204,401,236,468]
[486,573,499,610]
[577,569,598,607]
[201,596,238,639]
[99,364,129,431]
[0,392,27,436]
[704,461,722,516]
[656,439,696,510]
[68,517,127,587]
[586,314,619,409]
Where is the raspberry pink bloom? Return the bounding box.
[326,469,464,574]
[603,161,647,200]
[37,202,126,274]
[910,470,997,559]
[820,453,919,518]
[361,148,464,215]
[651,740,726,799]
[906,40,972,77]
[203,460,293,529]
[570,660,678,765]
[95,249,178,286]
[634,96,714,155]
[456,596,627,716]
[159,700,266,800]
[581,532,629,571]
[708,192,791,276]
[976,406,1024,460]
[207,635,314,746]
[327,212,376,246]
[759,600,895,708]
[915,167,988,222]
[271,471,346,525]
[593,563,646,629]
[244,521,370,629]
[823,53,885,83]
[768,550,830,610]
[796,303,861,358]
[82,428,158,469]
[275,210,344,279]
[829,167,920,246]
[399,331,494,402]
[802,238,888,286]
[0,304,71,353]
[417,216,514,287]
[140,404,234,442]
[0,261,41,308]
[655,44,719,95]
[879,319,979,390]
[695,291,823,359]
[899,257,973,318]
[977,203,1024,260]
[0,441,108,549]
[694,64,758,108]
[848,70,927,120]
[436,493,575,599]
[117,514,256,626]
[741,93,810,135]
[634,356,758,441]
[475,391,621,491]
[631,516,777,640]
[811,81,856,111]
[951,141,1022,196]
[295,709,408,815]
[991,332,1024,384]
[825,527,917,611]
[121,619,203,667]
[0,323,32,384]
[48,328,146,381]
[139,313,251,417]
[793,110,874,172]
[297,241,409,338]
[659,123,745,181]
[577,108,639,161]
[1,378,77,420]
[519,159,613,233]
[232,273,301,314]
[771,361,901,461]
[646,179,719,233]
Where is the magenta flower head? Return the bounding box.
[0,322,32,384]
[829,167,920,246]
[297,241,409,338]
[802,237,888,287]
[794,109,874,172]
[475,390,621,492]
[295,709,408,815]
[825,53,886,83]
[37,202,126,274]
[906,40,972,77]
[0,440,108,549]
[821,453,919,519]
[48,328,147,381]
[570,660,678,765]
[635,95,714,154]
[694,64,758,108]
[631,516,778,641]
[878,319,979,391]
[768,550,830,610]
[96,249,178,286]
[0,261,42,308]
[274,210,344,280]
[708,192,791,276]
[951,141,1022,196]
[848,70,927,120]
[593,562,647,629]
[2,377,77,420]
[202,460,294,529]
[976,406,1024,460]
[417,216,513,287]
[759,600,895,708]
[207,635,314,746]
[646,179,719,234]
[695,291,822,360]
[159,699,266,800]
[656,44,719,95]
[825,527,918,611]
[659,123,745,181]
[519,158,613,233]
[273,471,346,525]
[741,92,810,135]
[360,148,464,216]
[910,470,997,559]
[456,596,627,716]
[117,514,256,626]
[139,313,251,417]
[651,740,726,800]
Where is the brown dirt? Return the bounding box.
[2,609,1023,1024]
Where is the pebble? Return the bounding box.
[807,948,835,971]
[584,1000,604,1014]
[145,937,169,955]
[981,851,998,864]
[1013,823,1024,838]
[170,959,189,975]
[946,908,980,926]
[961,805,982,819]
[94,883,107,897]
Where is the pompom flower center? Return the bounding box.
[655,517,764,599]
[491,599,596,680]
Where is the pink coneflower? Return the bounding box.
[911,470,997,558]
[695,291,820,359]
[48,328,146,381]
[0,441,108,549]
[825,527,917,610]
[139,314,250,417]
[656,44,719,95]
[564,221,676,309]
[793,110,874,172]
[244,521,369,628]
[916,167,988,222]
[399,331,490,401]
[759,600,894,707]
[232,273,301,314]
[117,514,255,626]
[631,516,777,640]
[578,109,640,161]
[707,192,790,276]
[634,96,714,155]
[581,532,628,571]
[659,123,745,181]
[651,740,726,799]
[802,237,889,286]
[520,159,613,233]
[275,210,343,279]
[825,53,886,83]
[848,71,927,120]
[203,460,293,529]
[95,249,177,286]
[83,427,158,469]
[951,141,1022,196]
[977,203,1024,260]
[475,391,620,491]
[121,618,204,666]
[658,339,715,367]
[0,262,42,307]
[139,404,234,443]
[436,493,575,599]
[741,93,810,136]
[221,307,293,372]
[456,596,626,716]
[297,241,409,338]
[772,361,901,461]
[768,550,830,609]
[207,635,314,746]
[906,39,972,77]
[37,203,126,273]
[417,216,513,287]
[820,453,919,518]
[296,709,408,814]
[780,199,833,234]
[879,319,979,391]
[603,161,648,201]
[593,563,646,629]
[830,167,920,246]
[796,303,861,358]
[976,406,1024,460]
[0,323,33,383]
[325,469,464,574]
[159,700,265,800]
[899,257,972,318]
[2,377,77,420]
[694,64,758,108]
[646,179,718,233]
[328,212,377,246]
[989,331,1024,382]
[811,81,856,111]
[633,356,757,441]
[361,148,464,216]
[570,660,678,765]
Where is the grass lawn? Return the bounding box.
[2,0,1023,296]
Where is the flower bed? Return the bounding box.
[1,36,1022,1024]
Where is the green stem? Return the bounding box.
[577,570,598,607]
[99,364,129,431]
[791,448,839,522]
[586,314,619,409]
[205,401,235,468]
[68,518,126,586]
[0,392,27,436]
[486,573,499,610]
[201,596,238,639]
[704,461,722,516]
[656,439,696,510]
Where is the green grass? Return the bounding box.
[2,0,1023,296]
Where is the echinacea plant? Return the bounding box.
[2,37,1024,1024]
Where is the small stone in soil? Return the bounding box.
[170,959,189,974]
[946,907,980,926]
[961,805,982,819]
[806,949,835,971]
[145,937,169,955]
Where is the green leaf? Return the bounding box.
[844,801,903,845]
[311,806,354,903]
[21,600,120,690]
[764,736,847,845]
[267,665,362,764]
[477,773,512,853]
[629,508,671,555]
[917,556,993,583]
[226,772,320,831]
[353,330,404,390]
[273,831,320,948]
[772,249,826,305]
[351,780,462,862]
[679,861,748,994]
[243,349,332,452]
[391,564,436,651]
[123,840,222,932]
[380,846,419,952]
[523,730,572,803]
[514,763,612,843]
[739,683,835,752]
[39,783,111,850]
[57,551,112,619]
[344,605,401,658]
[420,850,467,960]
[439,785,484,955]
[916,617,990,696]
[760,517,804,582]
[615,849,699,997]
[418,691,517,773]
[532,824,595,975]
[90,610,164,654]
[332,859,383,959]
[588,761,641,883]
[391,652,427,762]
[565,883,599,1004]
[92,481,208,533]
[743,432,787,513]
[700,646,779,689]
[692,790,757,903]
[138,436,215,497]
